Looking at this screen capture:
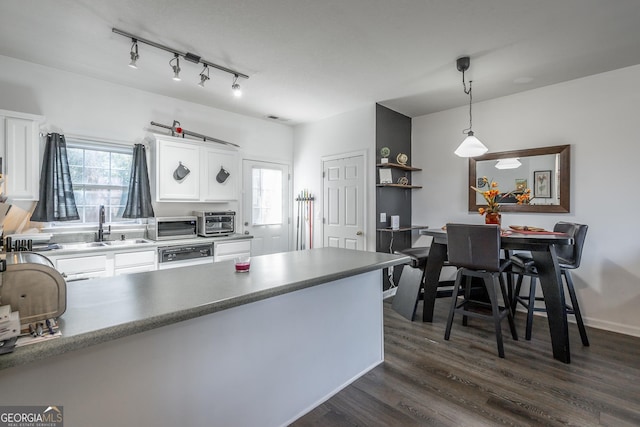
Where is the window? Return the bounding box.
[63,141,133,224]
[251,167,283,225]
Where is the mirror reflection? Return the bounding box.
[468,145,571,213]
[475,154,559,205]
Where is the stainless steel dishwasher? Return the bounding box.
[157,243,214,270]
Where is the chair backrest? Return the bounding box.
[553,221,588,269]
[446,223,501,272]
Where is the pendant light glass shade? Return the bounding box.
[454,131,488,157]
[495,157,521,169]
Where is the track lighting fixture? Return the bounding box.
[454,56,488,157]
[198,65,210,88]
[232,75,242,97]
[113,28,249,95]
[128,39,139,69]
[170,54,181,81]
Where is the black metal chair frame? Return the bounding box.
[444,223,518,358]
[511,222,589,346]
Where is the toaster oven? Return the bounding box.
[194,211,235,237]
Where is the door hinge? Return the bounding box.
[288,173,291,181]
[323,218,326,224]
[322,171,325,178]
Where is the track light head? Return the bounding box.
[232,74,242,97]
[170,54,181,81]
[128,39,139,69]
[198,65,210,88]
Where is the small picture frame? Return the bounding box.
[379,168,392,184]
[515,179,527,192]
[534,170,552,198]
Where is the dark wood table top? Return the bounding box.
[420,228,573,249]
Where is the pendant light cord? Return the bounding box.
[461,68,473,135]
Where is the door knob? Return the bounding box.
[244,231,250,235]
[244,222,249,226]
[356,231,363,236]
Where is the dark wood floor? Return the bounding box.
[292,298,640,426]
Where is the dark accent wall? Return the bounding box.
[375,104,412,290]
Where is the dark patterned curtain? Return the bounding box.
[122,144,155,218]
[31,133,79,222]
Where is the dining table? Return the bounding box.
[393,227,575,364]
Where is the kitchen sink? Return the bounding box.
[103,239,153,246]
[59,242,108,249]
[57,239,153,250]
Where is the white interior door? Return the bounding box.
[323,154,365,250]
[243,160,290,256]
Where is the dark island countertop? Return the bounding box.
[0,248,408,371]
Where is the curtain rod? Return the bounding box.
[112,28,249,80]
[40,132,147,149]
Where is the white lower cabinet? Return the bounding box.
[114,250,157,275]
[214,240,251,263]
[55,255,109,281]
[49,248,157,280]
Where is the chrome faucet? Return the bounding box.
[97,205,111,242]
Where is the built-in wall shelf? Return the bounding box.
[376,183,422,189]
[376,163,421,171]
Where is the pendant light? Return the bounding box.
[454,56,488,157]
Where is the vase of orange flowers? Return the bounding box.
[471,177,531,226]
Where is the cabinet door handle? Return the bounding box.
[244,231,250,235]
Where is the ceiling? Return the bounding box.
[2,0,640,126]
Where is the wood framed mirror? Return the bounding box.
[468,145,570,213]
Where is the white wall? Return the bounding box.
[0,54,293,222]
[293,105,376,251]
[412,64,640,337]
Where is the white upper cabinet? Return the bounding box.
[0,110,44,201]
[154,137,201,201]
[152,134,239,202]
[202,146,239,202]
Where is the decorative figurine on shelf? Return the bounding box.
[397,176,409,185]
[380,147,390,164]
[396,153,408,166]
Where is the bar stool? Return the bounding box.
[444,223,518,358]
[511,222,589,345]
[391,247,429,321]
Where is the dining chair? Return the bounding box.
[444,223,518,358]
[511,222,589,346]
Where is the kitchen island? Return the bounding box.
[0,248,408,427]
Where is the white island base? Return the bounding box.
[0,270,384,426]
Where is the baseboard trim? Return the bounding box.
[518,308,640,338]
